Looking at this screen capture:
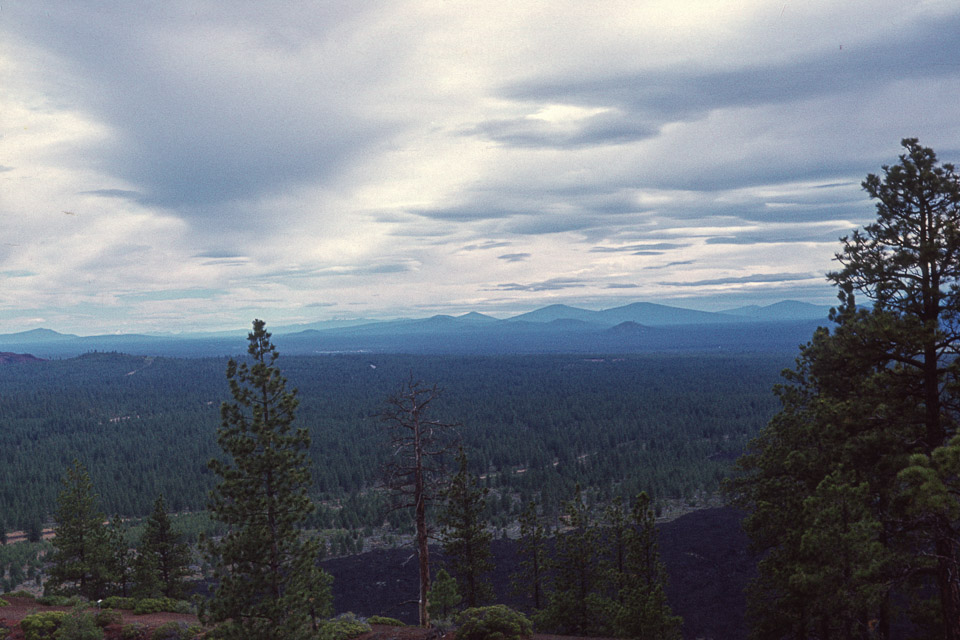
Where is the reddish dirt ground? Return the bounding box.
[0,596,198,639]
[0,599,603,640]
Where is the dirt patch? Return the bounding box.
[0,596,198,639]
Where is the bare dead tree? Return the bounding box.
[380,378,457,628]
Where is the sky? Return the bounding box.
[2,1,960,335]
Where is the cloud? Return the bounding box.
[495,278,588,292]
[502,13,960,124]
[590,243,687,253]
[662,273,818,287]
[466,108,657,149]
[498,253,531,262]
[79,189,142,200]
[461,241,513,251]
[0,2,957,333]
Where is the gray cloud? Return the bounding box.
[498,253,531,262]
[662,273,818,287]
[80,189,142,199]
[504,15,960,122]
[9,3,398,212]
[644,260,696,270]
[495,278,588,292]
[591,243,687,253]
[466,110,657,149]
[462,241,513,251]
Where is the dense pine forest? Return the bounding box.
[0,351,786,534]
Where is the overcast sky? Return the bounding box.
[2,1,959,334]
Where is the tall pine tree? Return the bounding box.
[732,139,960,638]
[611,493,682,640]
[135,495,191,599]
[439,447,493,608]
[513,500,548,611]
[206,320,331,640]
[537,485,606,636]
[46,460,114,599]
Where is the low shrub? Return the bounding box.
[0,598,8,607]
[132,597,191,615]
[37,595,86,607]
[20,611,69,640]
[94,609,122,628]
[150,621,200,640]
[317,613,371,640]
[53,608,103,640]
[367,616,405,626]
[119,623,147,640]
[100,597,134,611]
[455,605,533,640]
[3,590,36,599]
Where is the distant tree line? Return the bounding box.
[0,350,784,533]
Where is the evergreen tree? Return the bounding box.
[132,545,163,599]
[205,320,331,640]
[439,447,493,608]
[611,493,681,640]
[137,495,191,599]
[46,460,114,599]
[105,514,133,598]
[731,139,960,639]
[513,500,547,610]
[537,485,606,636]
[428,568,462,623]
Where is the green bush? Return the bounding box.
[131,598,190,615]
[38,595,86,607]
[119,623,147,640]
[0,598,8,607]
[149,621,200,640]
[94,609,122,628]
[3,589,35,599]
[455,605,533,640]
[100,597,135,610]
[0,626,9,640]
[317,613,371,640]
[367,616,405,626]
[21,611,69,640]
[52,608,103,640]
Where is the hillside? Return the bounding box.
[321,507,753,640]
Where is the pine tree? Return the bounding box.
[105,514,133,598]
[439,447,493,608]
[136,495,191,599]
[538,485,605,636]
[46,460,114,599]
[612,493,682,640]
[205,319,331,640]
[513,500,547,610]
[427,568,462,623]
[731,139,960,638]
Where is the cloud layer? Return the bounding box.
[2,1,959,333]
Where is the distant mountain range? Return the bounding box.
[0,300,834,358]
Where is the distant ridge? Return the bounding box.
[0,300,833,358]
[0,352,44,364]
[508,304,599,324]
[0,328,78,341]
[719,300,832,321]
